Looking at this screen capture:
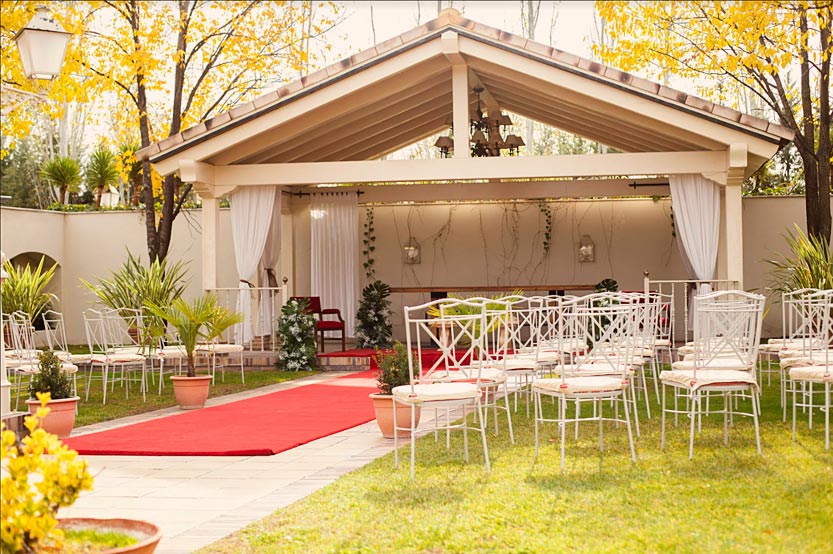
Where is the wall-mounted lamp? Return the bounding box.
[403,237,420,264]
[578,234,595,263]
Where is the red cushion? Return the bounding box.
[317,321,344,331]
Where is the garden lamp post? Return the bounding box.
[1,251,9,416]
[14,5,72,81]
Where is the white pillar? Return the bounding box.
[717,186,728,280]
[452,64,470,158]
[1,251,9,417]
[724,183,744,287]
[202,196,219,291]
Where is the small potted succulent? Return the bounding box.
[370,341,420,438]
[24,350,79,439]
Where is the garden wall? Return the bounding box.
[0,195,809,344]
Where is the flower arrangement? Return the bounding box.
[355,280,393,349]
[276,298,318,371]
[1,394,94,553]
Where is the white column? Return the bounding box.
[452,64,470,158]
[1,251,9,416]
[202,196,219,291]
[724,184,744,287]
[717,186,728,280]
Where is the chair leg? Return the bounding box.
[689,391,698,460]
[825,383,830,451]
[752,387,762,455]
[341,330,346,352]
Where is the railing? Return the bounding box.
[643,275,740,342]
[208,286,288,352]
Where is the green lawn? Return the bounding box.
[199,374,832,554]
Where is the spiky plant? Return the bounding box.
[40,156,82,204]
[1,256,56,322]
[767,224,832,294]
[145,294,242,377]
[86,146,119,208]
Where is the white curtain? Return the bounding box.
[230,186,277,344]
[256,190,282,336]
[311,192,359,337]
[670,174,720,295]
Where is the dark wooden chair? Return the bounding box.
[290,296,346,352]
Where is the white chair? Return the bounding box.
[393,298,492,480]
[787,290,832,450]
[41,310,92,367]
[83,309,147,404]
[660,290,765,459]
[533,294,638,468]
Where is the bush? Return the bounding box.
[375,341,411,395]
[355,280,393,349]
[29,350,74,400]
[276,298,318,371]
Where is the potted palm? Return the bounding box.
[24,350,79,438]
[145,293,242,409]
[370,341,420,438]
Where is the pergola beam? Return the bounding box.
[180,150,732,188]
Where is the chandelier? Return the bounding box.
[434,87,525,158]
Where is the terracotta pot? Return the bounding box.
[25,396,79,439]
[170,375,212,409]
[58,517,161,554]
[370,393,421,438]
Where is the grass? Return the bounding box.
[198,370,832,554]
[64,528,138,551]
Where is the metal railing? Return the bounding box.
[643,275,740,342]
[208,286,288,352]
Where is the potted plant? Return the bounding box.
[2,399,161,553]
[145,293,242,409]
[355,280,393,349]
[1,255,57,338]
[24,350,79,439]
[276,298,318,371]
[370,341,421,438]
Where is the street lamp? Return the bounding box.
[14,5,72,80]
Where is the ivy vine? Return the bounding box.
[362,207,377,280]
[538,200,553,255]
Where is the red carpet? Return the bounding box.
[64,370,378,456]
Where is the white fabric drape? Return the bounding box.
[311,192,359,337]
[256,191,282,336]
[230,186,277,344]
[670,174,720,295]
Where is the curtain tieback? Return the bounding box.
[239,279,254,288]
[264,268,278,288]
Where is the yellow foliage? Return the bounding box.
[1,394,94,553]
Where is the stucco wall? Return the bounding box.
[0,195,815,344]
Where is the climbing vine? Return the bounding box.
[362,207,377,280]
[538,200,553,254]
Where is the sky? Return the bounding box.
[324,1,599,63]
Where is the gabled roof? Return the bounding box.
[137,8,792,172]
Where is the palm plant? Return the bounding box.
[144,294,242,377]
[767,224,833,294]
[40,156,82,205]
[86,146,119,208]
[1,256,57,322]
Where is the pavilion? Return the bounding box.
[137,8,793,336]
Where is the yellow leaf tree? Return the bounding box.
[595,1,832,242]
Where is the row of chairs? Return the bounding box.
[390,290,784,479]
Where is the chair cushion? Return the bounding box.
[4,349,40,360]
[534,376,627,394]
[16,362,78,375]
[654,339,672,347]
[156,346,188,358]
[196,343,244,354]
[557,362,633,377]
[789,366,833,382]
[392,382,479,403]
[672,358,752,371]
[660,369,758,391]
[90,353,146,364]
[317,321,344,331]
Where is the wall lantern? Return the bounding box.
[578,234,595,263]
[14,6,72,80]
[403,237,420,264]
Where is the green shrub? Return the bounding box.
[276,299,317,371]
[375,341,411,395]
[29,350,74,400]
[355,280,393,349]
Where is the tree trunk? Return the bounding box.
[59,186,67,205]
[95,187,103,208]
[131,173,142,206]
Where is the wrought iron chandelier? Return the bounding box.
[434,87,524,158]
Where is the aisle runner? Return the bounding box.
[65,370,377,456]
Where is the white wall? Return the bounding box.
[0,195,814,344]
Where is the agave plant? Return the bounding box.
[86,146,119,208]
[81,251,189,315]
[40,156,82,204]
[145,294,242,377]
[767,225,833,295]
[1,256,57,322]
